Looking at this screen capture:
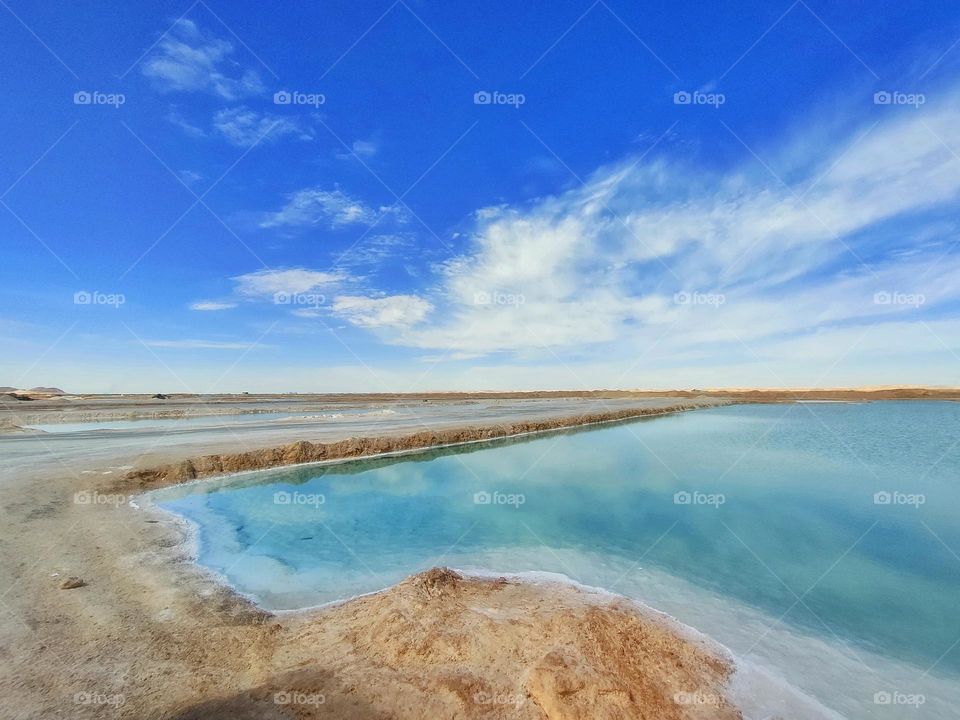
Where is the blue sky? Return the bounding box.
[2,0,959,392]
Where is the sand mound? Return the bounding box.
[27,387,66,395]
[164,569,740,720]
[0,420,43,434]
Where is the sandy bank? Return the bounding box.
[0,420,43,434]
[117,402,713,491]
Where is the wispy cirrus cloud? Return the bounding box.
[145,339,263,350]
[211,268,433,331]
[334,137,380,161]
[189,301,237,311]
[212,107,312,147]
[189,269,347,316]
[337,233,418,270]
[141,19,263,100]
[231,268,346,297]
[374,87,960,370]
[178,169,203,187]
[260,187,404,229]
[164,108,206,138]
[145,21,313,149]
[331,295,433,329]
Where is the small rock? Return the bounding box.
[59,577,86,590]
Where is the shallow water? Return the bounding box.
[149,402,960,719]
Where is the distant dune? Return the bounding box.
[0,386,68,399]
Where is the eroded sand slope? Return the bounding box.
[169,568,740,720]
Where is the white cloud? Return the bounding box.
[178,169,203,186]
[142,19,263,100]
[260,187,401,229]
[165,109,206,138]
[212,107,312,147]
[145,339,261,350]
[231,268,345,297]
[189,301,237,311]
[385,89,960,365]
[335,138,379,161]
[332,295,433,329]
[338,233,417,269]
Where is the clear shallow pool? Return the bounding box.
[149,402,960,719]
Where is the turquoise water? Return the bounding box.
[150,402,960,718]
